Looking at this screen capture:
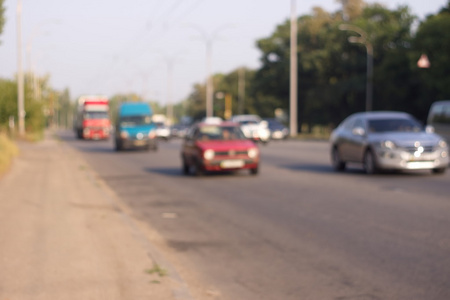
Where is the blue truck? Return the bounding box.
[114,102,158,151]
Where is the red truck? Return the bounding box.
[74,95,111,140]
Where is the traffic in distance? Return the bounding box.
[73,96,449,176]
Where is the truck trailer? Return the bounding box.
[74,95,111,140]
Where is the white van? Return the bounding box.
[230,114,270,143]
[427,100,450,142]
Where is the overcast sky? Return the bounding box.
[0,0,447,105]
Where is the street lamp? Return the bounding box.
[163,52,183,124]
[339,24,373,112]
[290,0,298,137]
[16,0,25,136]
[187,24,231,118]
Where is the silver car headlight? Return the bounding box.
[203,149,215,160]
[248,148,259,158]
[438,140,448,148]
[380,140,397,150]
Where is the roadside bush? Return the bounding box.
[0,133,18,175]
[0,78,46,140]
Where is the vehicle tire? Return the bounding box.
[193,162,204,177]
[331,147,346,171]
[250,167,259,175]
[115,140,123,151]
[363,149,378,175]
[432,167,446,174]
[182,158,190,175]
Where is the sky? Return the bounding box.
[0,0,447,106]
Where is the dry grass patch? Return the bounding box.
[0,134,19,175]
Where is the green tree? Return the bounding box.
[184,83,207,121]
[0,79,17,132]
[413,5,450,120]
[252,2,417,130]
[0,0,5,41]
[57,89,73,129]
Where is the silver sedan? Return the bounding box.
[330,111,449,174]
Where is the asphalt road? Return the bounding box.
[59,130,450,300]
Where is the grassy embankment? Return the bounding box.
[0,134,19,176]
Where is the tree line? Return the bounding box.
[181,0,450,132]
[1,0,449,136]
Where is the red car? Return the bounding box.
[181,122,260,176]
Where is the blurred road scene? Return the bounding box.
[1,0,450,299]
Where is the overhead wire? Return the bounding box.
[83,0,205,97]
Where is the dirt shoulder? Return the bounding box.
[0,132,179,300]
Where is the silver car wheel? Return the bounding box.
[331,147,346,171]
[363,150,378,175]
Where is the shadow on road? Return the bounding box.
[143,167,254,178]
[282,163,433,178]
[281,163,336,174]
[144,167,185,177]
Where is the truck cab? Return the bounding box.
[74,95,111,140]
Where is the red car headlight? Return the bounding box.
[203,149,215,160]
[248,148,258,158]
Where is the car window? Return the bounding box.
[84,111,109,119]
[194,125,247,141]
[353,118,364,129]
[438,105,450,124]
[239,120,258,125]
[368,118,423,133]
[341,116,356,131]
[119,115,151,126]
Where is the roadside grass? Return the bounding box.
[25,130,44,142]
[288,125,331,141]
[145,263,168,283]
[0,133,19,176]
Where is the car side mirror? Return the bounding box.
[352,127,366,136]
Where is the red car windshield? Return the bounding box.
[197,125,247,141]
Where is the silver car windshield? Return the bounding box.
[368,118,423,133]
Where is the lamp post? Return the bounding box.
[187,24,231,118]
[16,0,25,136]
[339,24,373,112]
[164,54,181,124]
[290,0,298,137]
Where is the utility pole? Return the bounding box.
[17,0,25,136]
[187,24,231,118]
[290,0,298,137]
[238,67,245,115]
[166,58,174,124]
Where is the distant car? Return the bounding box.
[264,118,289,140]
[181,122,260,176]
[427,100,450,143]
[114,102,158,151]
[201,116,223,124]
[230,114,270,144]
[155,122,171,140]
[330,111,449,174]
[170,123,190,138]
